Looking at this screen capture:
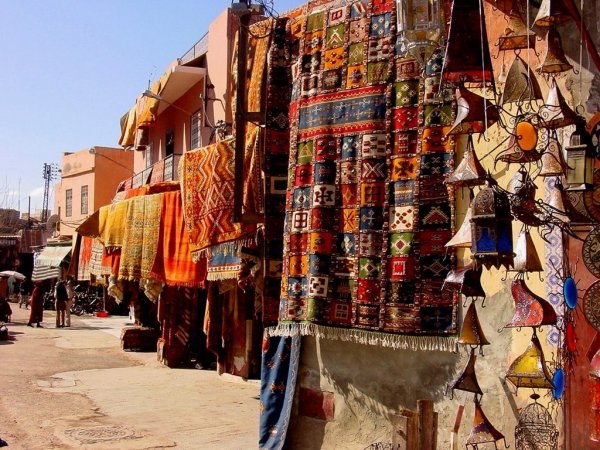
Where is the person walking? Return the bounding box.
[54,279,68,328]
[27,282,45,327]
[65,279,75,327]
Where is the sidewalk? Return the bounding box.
[1,305,260,450]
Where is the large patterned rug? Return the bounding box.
[273,0,457,350]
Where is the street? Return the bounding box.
[0,305,260,450]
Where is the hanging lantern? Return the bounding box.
[458,301,490,351]
[396,0,443,67]
[442,264,486,300]
[471,181,514,270]
[537,26,573,75]
[465,398,508,450]
[513,230,544,272]
[445,135,487,186]
[537,79,581,129]
[445,204,474,248]
[501,55,543,106]
[505,331,554,392]
[508,167,543,227]
[442,0,494,86]
[533,0,572,28]
[514,395,559,450]
[539,136,567,177]
[565,122,595,190]
[498,2,536,51]
[503,279,557,329]
[447,85,499,135]
[447,347,483,399]
[590,349,600,442]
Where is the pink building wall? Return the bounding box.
[55,147,133,238]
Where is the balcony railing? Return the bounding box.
[132,154,181,189]
[180,33,208,65]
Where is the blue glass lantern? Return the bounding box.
[470,181,515,270]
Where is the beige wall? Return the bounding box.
[56,147,133,238]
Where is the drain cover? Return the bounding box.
[64,426,138,444]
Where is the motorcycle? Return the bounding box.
[70,291,103,316]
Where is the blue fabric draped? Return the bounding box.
[258,334,301,449]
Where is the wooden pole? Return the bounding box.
[233,5,251,223]
[418,399,435,450]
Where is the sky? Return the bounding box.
[0,0,301,214]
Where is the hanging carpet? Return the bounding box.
[273,0,457,351]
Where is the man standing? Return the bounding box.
[54,279,68,328]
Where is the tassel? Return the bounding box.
[268,323,457,352]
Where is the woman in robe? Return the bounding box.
[27,282,46,327]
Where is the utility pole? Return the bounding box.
[41,163,58,224]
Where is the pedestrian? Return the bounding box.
[27,282,46,327]
[0,297,11,323]
[65,279,75,327]
[54,279,68,328]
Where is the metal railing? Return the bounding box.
[180,33,209,65]
[131,154,181,189]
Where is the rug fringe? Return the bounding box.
[267,323,457,352]
[192,237,257,261]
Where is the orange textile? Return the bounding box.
[180,138,257,258]
[151,190,207,287]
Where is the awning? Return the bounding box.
[118,64,206,147]
[31,245,72,281]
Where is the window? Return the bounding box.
[166,129,175,156]
[190,109,203,150]
[81,185,88,215]
[65,189,72,217]
[145,143,153,168]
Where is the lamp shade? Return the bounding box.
[447,347,483,398]
[445,135,486,186]
[504,279,557,329]
[466,398,507,449]
[447,85,499,135]
[458,301,490,349]
[506,332,554,391]
[501,55,543,105]
[513,230,544,272]
[442,0,494,86]
[442,264,486,299]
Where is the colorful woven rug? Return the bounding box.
[98,200,128,249]
[150,190,206,287]
[273,0,457,350]
[118,194,162,281]
[180,138,257,260]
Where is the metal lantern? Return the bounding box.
[508,168,542,227]
[446,204,474,248]
[498,3,536,51]
[447,85,499,135]
[513,230,544,272]
[445,135,487,186]
[515,396,559,450]
[565,122,595,190]
[537,26,573,75]
[465,398,508,450]
[443,0,494,85]
[471,181,514,270]
[458,301,490,352]
[442,264,486,300]
[537,79,581,129]
[503,279,557,329]
[501,55,543,106]
[447,347,483,399]
[505,331,554,392]
[533,0,572,28]
[396,0,443,66]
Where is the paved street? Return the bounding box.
[0,304,260,450]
